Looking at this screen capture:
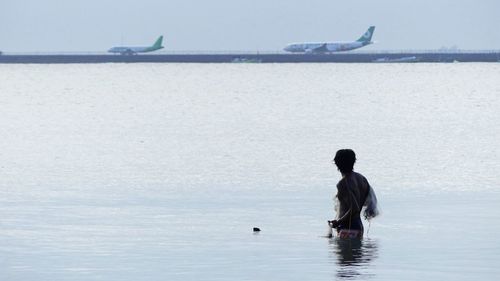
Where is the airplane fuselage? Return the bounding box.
[108,46,163,55]
[284,41,372,54]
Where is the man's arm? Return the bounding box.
[330,182,352,228]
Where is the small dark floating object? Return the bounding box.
[253,227,261,232]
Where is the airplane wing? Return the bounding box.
[305,44,329,54]
[120,48,136,55]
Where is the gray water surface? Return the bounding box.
[1,63,499,280]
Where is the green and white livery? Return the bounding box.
[109,36,164,55]
[284,26,375,54]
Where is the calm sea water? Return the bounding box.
[1,63,499,281]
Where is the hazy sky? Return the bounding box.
[1,0,499,52]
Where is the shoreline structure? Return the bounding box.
[1,51,499,63]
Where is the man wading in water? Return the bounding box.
[328,149,379,238]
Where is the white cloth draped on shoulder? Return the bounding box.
[363,186,379,220]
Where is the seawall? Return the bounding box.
[1,52,499,64]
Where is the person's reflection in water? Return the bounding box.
[329,238,378,280]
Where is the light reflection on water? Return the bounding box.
[329,238,378,280]
[1,63,500,280]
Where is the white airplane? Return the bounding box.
[284,26,375,54]
[108,36,164,55]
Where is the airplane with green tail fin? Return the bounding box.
[109,36,164,55]
[284,26,375,54]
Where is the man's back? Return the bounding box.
[336,172,371,222]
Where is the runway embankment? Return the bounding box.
[1,52,499,63]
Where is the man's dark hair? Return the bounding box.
[333,149,356,174]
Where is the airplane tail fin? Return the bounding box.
[152,36,164,49]
[356,26,375,43]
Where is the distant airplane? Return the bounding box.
[108,36,164,55]
[284,26,375,54]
